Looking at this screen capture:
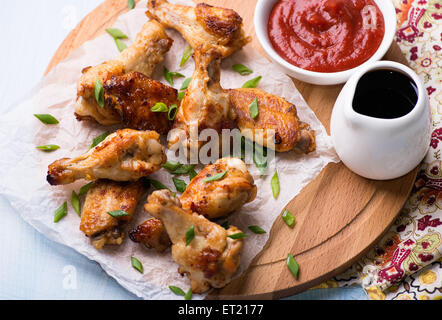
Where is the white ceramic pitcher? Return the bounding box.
[330,61,431,180]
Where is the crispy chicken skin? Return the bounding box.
[129,218,171,252]
[181,157,257,219]
[168,47,236,154]
[228,88,316,153]
[75,20,173,125]
[145,190,244,293]
[146,0,250,58]
[80,180,145,250]
[47,129,166,185]
[104,72,178,134]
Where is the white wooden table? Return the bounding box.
[0,0,366,300]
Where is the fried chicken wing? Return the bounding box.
[181,157,256,219]
[168,47,236,154]
[129,218,171,252]
[145,190,244,293]
[104,72,178,134]
[75,20,173,125]
[147,0,250,58]
[228,88,316,153]
[47,129,166,185]
[80,180,145,250]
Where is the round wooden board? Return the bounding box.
[45,0,418,299]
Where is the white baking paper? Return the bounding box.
[0,0,339,299]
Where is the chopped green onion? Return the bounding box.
[90,132,110,149]
[173,178,187,193]
[178,91,186,100]
[151,102,169,113]
[232,64,253,76]
[227,232,248,239]
[107,210,130,218]
[36,144,60,152]
[242,76,262,88]
[164,67,185,86]
[204,171,228,183]
[131,257,144,274]
[162,161,182,172]
[149,179,169,191]
[34,114,59,125]
[94,79,105,108]
[71,191,81,216]
[79,182,94,196]
[172,164,196,175]
[286,254,299,279]
[180,45,193,67]
[186,226,195,246]
[169,286,185,296]
[282,210,295,228]
[105,28,128,39]
[248,226,266,234]
[168,104,178,120]
[180,78,192,91]
[253,143,268,175]
[189,168,198,181]
[249,98,259,119]
[184,288,193,300]
[54,202,68,223]
[128,0,135,10]
[271,171,280,199]
[115,38,127,52]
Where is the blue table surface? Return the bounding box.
[0,0,367,300]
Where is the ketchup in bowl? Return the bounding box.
[268,0,385,73]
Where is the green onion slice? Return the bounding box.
[168,104,178,120]
[34,114,59,125]
[248,226,266,234]
[287,254,299,279]
[149,179,169,191]
[249,98,259,119]
[79,182,94,196]
[184,288,193,300]
[178,91,186,100]
[107,210,130,218]
[151,102,169,113]
[204,171,228,183]
[173,178,187,193]
[90,132,110,149]
[242,76,262,88]
[169,286,185,296]
[180,78,192,91]
[115,38,127,52]
[162,161,182,172]
[105,28,128,39]
[54,202,68,223]
[37,144,60,152]
[189,168,198,181]
[71,191,81,216]
[172,164,196,175]
[271,171,280,199]
[186,226,195,246]
[227,232,248,239]
[128,0,135,10]
[180,45,193,67]
[282,210,295,228]
[94,79,105,108]
[131,257,144,274]
[232,64,253,75]
[164,67,185,86]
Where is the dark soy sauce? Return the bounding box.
[352,69,418,119]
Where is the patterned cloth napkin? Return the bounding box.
[317,0,442,300]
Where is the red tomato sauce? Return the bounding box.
[268,0,385,73]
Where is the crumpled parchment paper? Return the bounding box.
[0,0,339,299]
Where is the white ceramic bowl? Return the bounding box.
[330,61,431,180]
[254,0,397,85]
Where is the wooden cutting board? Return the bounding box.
[45,0,418,299]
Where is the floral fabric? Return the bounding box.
[325,0,442,300]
